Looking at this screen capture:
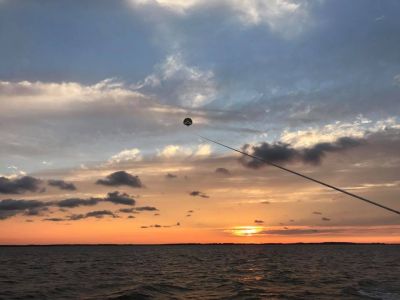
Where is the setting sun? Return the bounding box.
[230,226,264,237]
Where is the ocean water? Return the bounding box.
[0,245,399,300]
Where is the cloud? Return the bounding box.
[0,191,138,220]
[135,206,158,211]
[165,173,178,179]
[43,218,65,222]
[254,219,264,224]
[195,144,211,156]
[48,179,77,191]
[259,229,321,235]
[128,0,313,38]
[240,136,364,168]
[215,167,231,175]
[312,211,322,215]
[24,207,48,216]
[57,192,136,208]
[119,208,136,213]
[0,78,196,166]
[109,148,142,164]
[158,145,192,159]
[0,176,42,194]
[135,54,217,107]
[254,227,347,235]
[96,171,144,188]
[69,210,117,220]
[189,191,209,198]
[0,198,47,219]
[84,210,117,219]
[140,222,180,228]
[44,210,118,221]
[105,191,136,205]
[157,144,212,160]
[322,217,331,222]
[302,137,363,165]
[56,198,101,208]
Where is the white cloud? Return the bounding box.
[4,166,27,179]
[195,144,211,156]
[157,145,193,159]
[128,0,313,38]
[109,148,142,163]
[393,74,400,87]
[130,0,202,13]
[0,78,146,116]
[157,144,211,159]
[231,0,310,36]
[135,54,217,107]
[280,116,400,147]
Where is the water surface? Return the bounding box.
[0,244,399,299]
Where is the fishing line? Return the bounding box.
[197,134,400,216]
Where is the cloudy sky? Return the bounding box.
[0,0,399,244]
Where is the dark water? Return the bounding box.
[0,245,399,300]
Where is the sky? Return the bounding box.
[0,0,399,244]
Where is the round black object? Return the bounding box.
[183,118,193,126]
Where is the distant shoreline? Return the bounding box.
[0,242,398,247]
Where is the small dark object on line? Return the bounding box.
[183,118,193,126]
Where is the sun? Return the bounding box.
[231,226,264,237]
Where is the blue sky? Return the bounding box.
[1,0,400,172]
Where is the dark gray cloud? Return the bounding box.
[85,210,117,219]
[165,173,177,179]
[0,198,49,219]
[105,191,136,205]
[322,217,331,221]
[0,176,42,194]
[69,210,117,220]
[313,211,322,215]
[24,207,49,216]
[43,218,65,222]
[240,137,364,168]
[140,222,180,229]
[56,192,135,208]
[189,191,209,198]
[302,137,363,165]
[258,228,342,235]
[0,199,46,211]
[96,171,144,188]
[215,168,230,175]
[254,219,264,224]
[56,198,100,208]
[119,208,136,213]
[0,191,137,220]
[128,215,135,219]
[48,179,77,191]
[44,210,117,221]
[135,206,158,211]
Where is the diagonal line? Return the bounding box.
[198,135,400,216]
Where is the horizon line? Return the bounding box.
[0,242,399,247]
